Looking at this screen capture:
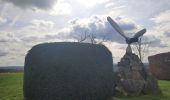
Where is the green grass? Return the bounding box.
[0,73,23,100]
[0,73,170,100]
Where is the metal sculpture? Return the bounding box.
[107,16,146,53]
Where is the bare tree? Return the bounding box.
[77,31,109,45]
[132,37,151,61]
[98,35,108,44]
[89,33,97,44]
[78,32,89,43]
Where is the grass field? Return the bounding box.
[0,73,23,100]
[0,73,170,100]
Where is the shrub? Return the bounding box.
[24,42,115,100]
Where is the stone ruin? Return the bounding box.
[24,42,115,100]
[115,52,161,96]
[148,52,170,80]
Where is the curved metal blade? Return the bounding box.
[107,16,128,39]
[133,28,146,38]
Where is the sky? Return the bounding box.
[0,0,170,66]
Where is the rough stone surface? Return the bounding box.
[148,52,170,80]
[24,42,115,100]
[115,52,161,96]
[142,72,161,95]
[116,53,146,95]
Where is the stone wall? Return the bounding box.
[148,52,170,80]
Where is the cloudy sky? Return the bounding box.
[0,0,170,66]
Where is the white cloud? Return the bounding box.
[142,35,167,48]
[0,16,7,24]
[76,0,109,8]
[140,9,170,58]
[31,19,54,30]
[49,0,72,16]
[104,2,115,8]
[0,32,24,65]
[47,15,140,44]
[150,10,170,37]
[20,35,43,43]
[16,19,55,34]
[0,49,8,57]
[0,32,20,43]
[151,10,170,24]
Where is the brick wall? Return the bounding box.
[148,52,170,80]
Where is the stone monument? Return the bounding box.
[117,53,146,95]
[107,16,161,95]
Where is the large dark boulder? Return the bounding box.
[24,42,115,100]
